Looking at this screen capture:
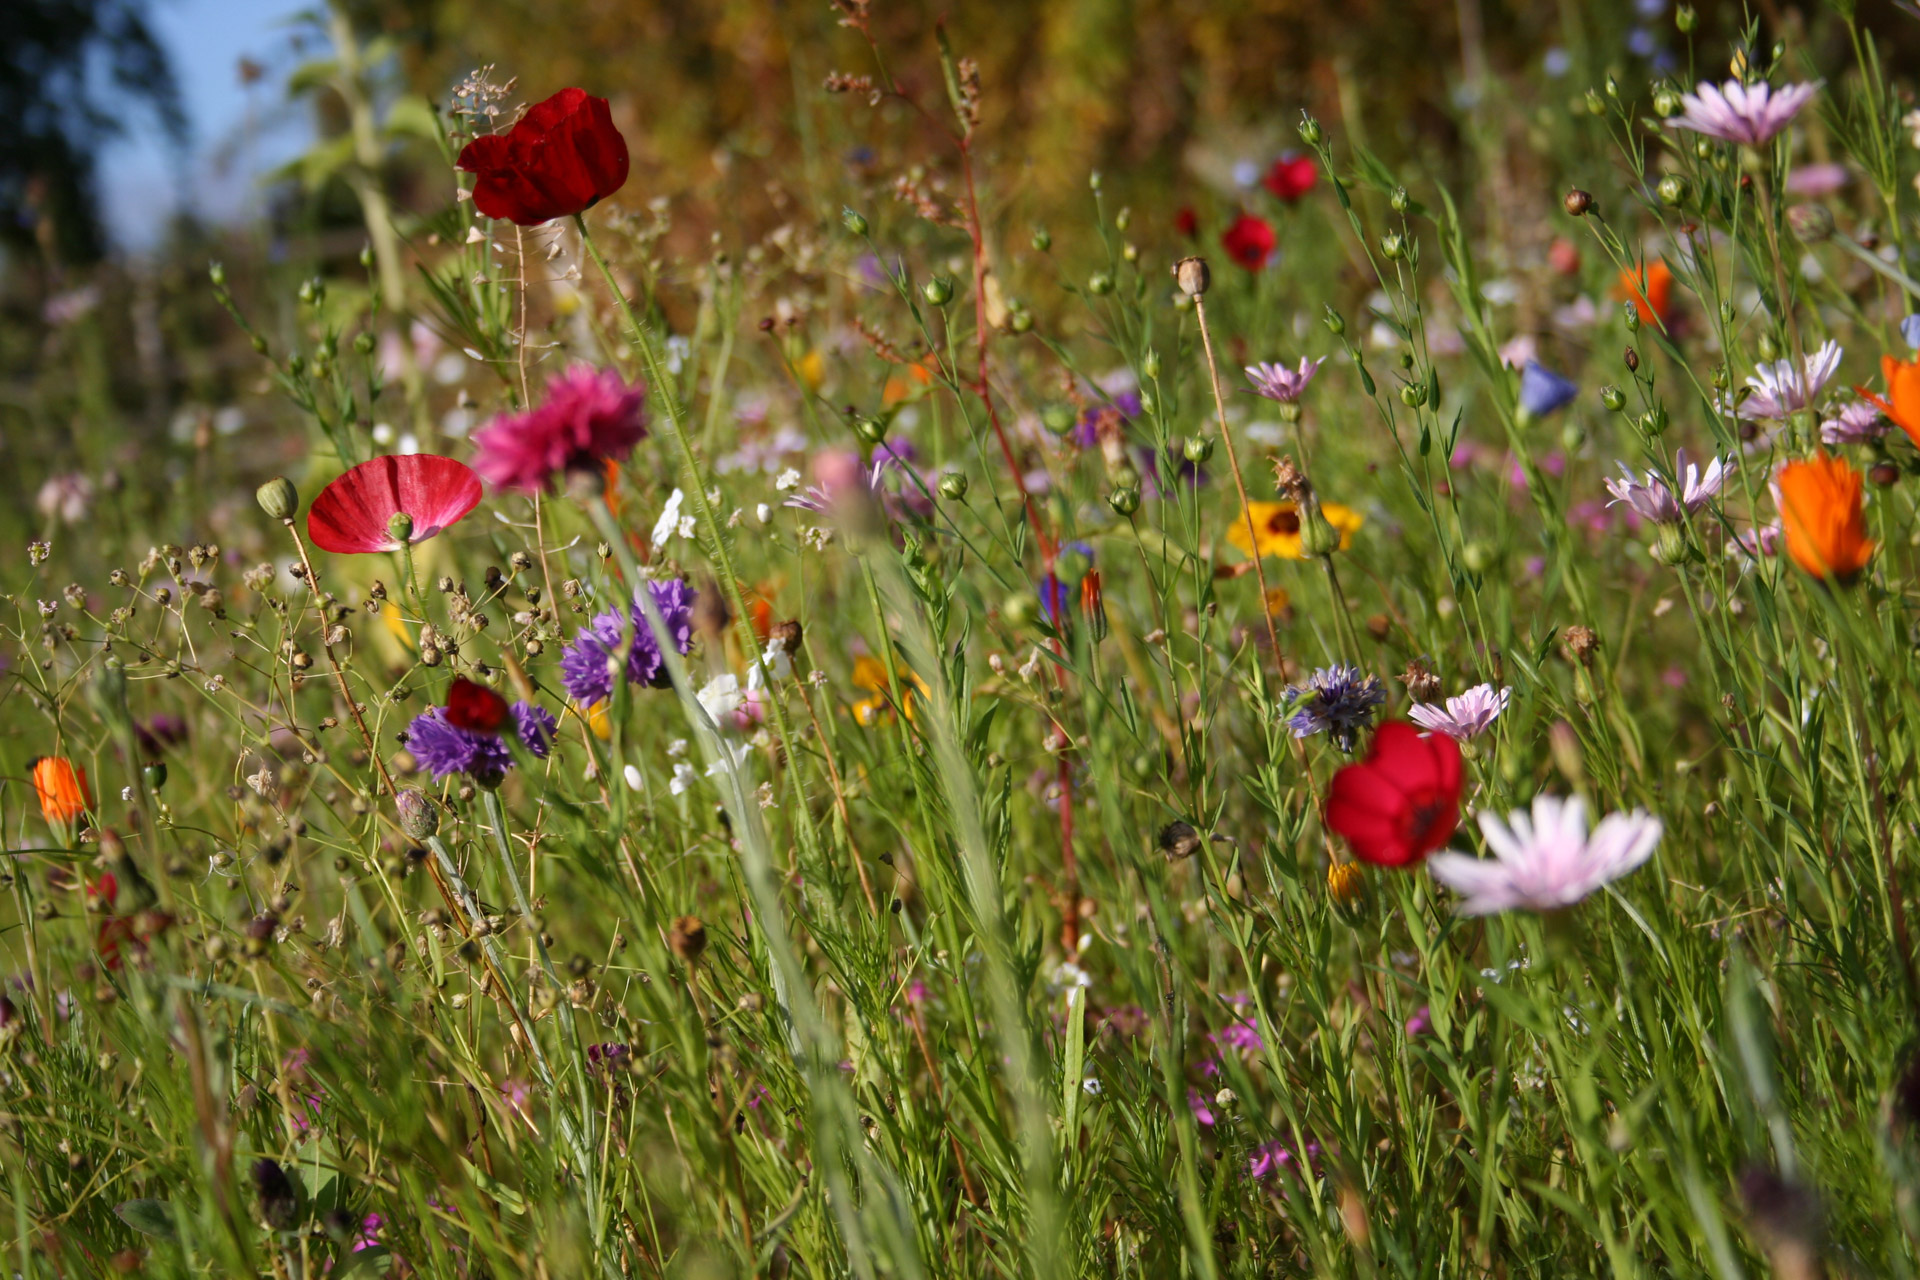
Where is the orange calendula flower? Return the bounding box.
[31,756,91,826]
[1227,501,1363,560]
[1778,453,1875,581]
[850,654,928,726]
[1615,259,1674,326]
[1856,353,1920,447]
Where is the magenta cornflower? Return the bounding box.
[470,365,647,493]
[1670,80,1819,147]
[1244,357,1326,404]
[1408,683,1511,741]
[1604,449,1726,524]
[1208,1017,1264,1053]
[1428,794,1662,915]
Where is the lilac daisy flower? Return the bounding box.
[1737,340,1842,419]
[1670,80,1820,147]
[1604,448,1726,524]
[404,701,554,782]
[1071,391,1141,448]
[1820,400,1888,445]
[1427,793,1662,915]
[1284,664,1386,752]
[1408,683,1511,741]
[1244,357,1326,404]
[1517,362,1578,417]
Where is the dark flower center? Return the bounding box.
[1266,508,1301,536]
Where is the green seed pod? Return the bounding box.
[1657,175,1689,208]
[842,208,869,236]
[1107,487,1142,516]
[354,331,377,355]
[1399,382,1428,408]
[144,762,168,792]
[851,413,886,444]
[1087,272,1115,296]
[256,477,300,522]
[1380,232,1406,260]
[388,511,416,543]
[938,472,969,501]
[1032,228,1052,252]
[922,276,954,307]
[1652,87,1682,117]
[1324,305,1346,336]
[1183,435,1215,464]
[1585,88,1606,116]
[1601,385,1628,412]
[1009,309,1033,334]
[1141,349,1161,381]
[1461,540,1496,573]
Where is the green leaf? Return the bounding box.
[114,1199,177,1239]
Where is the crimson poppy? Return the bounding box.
[444,677,510,733]
[1221,213,1276,271]
[456,88,630,226]
[307,455,483,555]
[1174,205,1200,239]
[1262,154,1316,203]
[1325,721,1462,867]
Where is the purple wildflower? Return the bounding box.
[1245,357,1326,404]
[558,579,698,703]
[1428,794,1663,915]
[1670,80,1820,147]
[1209,1018,1264,1053]
[1604,448,1726,524]
[1072,392,1141,447]
[403,700,555,782]
[1518,362,1578,417]
[1187,1089,1217,1127]
[1408,683,1511,741]
[1404,1006,1432,1037]
[1821,400,1888,445]
[1738,341,1841,420]
[1284,664,1386,752]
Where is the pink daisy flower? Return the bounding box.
[1408,683,1511,741]
[471,365,648,493]
[1428,794,1662,916]
[1670,80,1819,147]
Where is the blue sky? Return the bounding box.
[98,0,316,249]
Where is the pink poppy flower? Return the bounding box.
[306,454,482,554]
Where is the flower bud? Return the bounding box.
[1079,571,1108,643]
[1380,231,1406,260]
[1173,256,1211,297]
[841,208,869,236]
[1601,385,1628,411]
[208,261,227,289]
[1298,113,1323,147]
[939,472,970,501]
[1009,309,1033,334]
[1622,301,1641,333]
[1390,186,1410,214]
[1676,4,1695,30]
[1650,525,1691,566]
[850,413,886,444]
[1327,861,1366,906]
[1299,501,1343,557]
[1624,346,1640,372]
[1141,349,1161,381]
[1652,87,1682,117]
[669,915,708,962]
[144,762,168,792]
[1107,487,1141,516]
[1584,88,1606,115]
[1657,174,1689,208]
[358,244,374,268]
[1399,382,1428,408]
[1041,404,1077,436]
[396,788,439,840]
[299,277,324,307]
[1087,272,1114,296]
[922,276,954,307]
[1032,228,1052,252]
[1756,332,1780,362]
[387,511,415,544]
[1640,407,1669,435]
[256,477,299,522]
[1183,435,1214,464]
[1323,305,1346,336]
[1788,203,1834,244]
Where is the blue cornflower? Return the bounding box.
[558,579,698,704]
[1518,361,1578,418]
[405,701,555,783]
[1902,314,1920,350]
[1285,664,1386,752]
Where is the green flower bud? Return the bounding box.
[1107,487,1142,516]
[1585,88,1606,116]
[354,331,377,355]
[1089,171,1103,192]
[208,261,227,289]
[1141,349,1161,381]
[1756,332,1780,362]
[1461,540,1496,573]
[299,277,324,307]
[842,208,869,236]
[1298,113,1323,147]
[1390,186,1410,214]
[1399,382,1428,408]
[1087,272,1115,296]
[922,276,954,307]
[1652,87,1682,117]
[288,355,306,377]
[1657,174,1689,208]
[1032,228,1052,252]
[1621,301,1641,333]
[938,472,969,501]
[1183,435,1215,464]
[1676,4,1696,31]
[1561,421,1587,452]
[359,244,374,268]
[1601,385,1628,411]
[396,788,440,840]
[1323,305,1346,336]
[1298,501,1343,558]
[256,477,300,522]
[1115,206,1131,231]
[144,762,168,792]
[1380,231,1406,260]
[1041,404,1077,436]
[851,413,886,444]
[1640,407,1669,436]
[1009,308,1033,334]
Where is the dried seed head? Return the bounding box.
[1562,625,1600,667]
[1399,658,1443,704]
[1156,820,1203,860]
[1563,189,1594,217]
[669,915,708,962]
[1172,256,1211,297]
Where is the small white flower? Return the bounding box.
[669,762,698,796]
[1082,1077,1103,1097]
[1429,794,1662,916]
[756,503,773,523]
[668,738,689,758]
[623,764,644,792]
[676,516,696,540]
[705,740,751,778]
[651,489,685,548]
[775,468,802,492]
[697,674,744,723]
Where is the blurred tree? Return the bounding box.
[0,0,186,267]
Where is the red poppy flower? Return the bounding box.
[1221,213,1276,271]
[1325,722,1463,867]
[456,88,630,226]
[1174,205,1199,239]
[1262,154,1317,203]
[307,455,483,555]
[444,677,510,733]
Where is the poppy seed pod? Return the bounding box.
[1172,257,1211,297]
[256,477,299,522]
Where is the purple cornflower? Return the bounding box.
[1604,448,1726,524]
[404,700,554,782]
[1245,357,1326,404]
[1738,341,1841,420]
[1284,664,1386,753]
[558,579,698,703]
[1517,362,1578,417]
[1821,400,1888,445]
[1209,1018,1264,1053]
[1072,391,1141,447]
[1409,683,1511,741]
[1429,793,1662,915]
[1671,80,1819,147]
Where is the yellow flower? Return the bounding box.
[1326,861,1366,906]
[574,700,613,741]
[381,601,416,651]
[1227,500,1362,560]
[851,654,928,725]
[796,349,826,393]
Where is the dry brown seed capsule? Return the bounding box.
[1563,624,1600,666]
[1172,256,1211,297]
[1563,189,1594,216]
[669,915,708,962]
[1157,821,1203,860]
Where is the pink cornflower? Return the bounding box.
[1670,80,1820,147]
[1403,1006,1432,1037]
[1248,1137,1321,1182]
[1208,1017,1264,1053]
[1604,448,1726,524]
[1785,163,1849,196]
[1408,683,1510,741]
[1737,340,1841,420]
[1428,794,1662,915]
[470,365,647,493]
[1244,357,1326,404]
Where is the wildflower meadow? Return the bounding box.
[13,0,1920,1275]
